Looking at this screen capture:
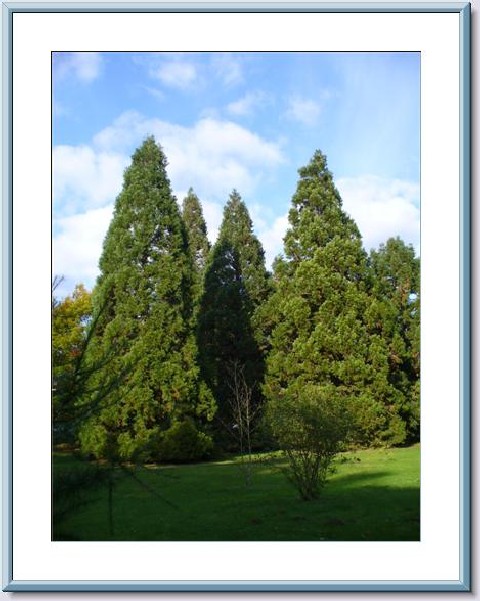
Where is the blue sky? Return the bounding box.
[53,51,420,297]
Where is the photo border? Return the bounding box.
[2,1,471,593]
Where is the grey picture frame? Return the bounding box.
[2,1,471,593]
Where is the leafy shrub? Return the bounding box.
[267,384,350,500]
[157,420,213,464]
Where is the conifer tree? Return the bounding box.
[182,188,210,275]
[182,188,210,310]
[197,191,270,447]
[368,237,420,441]
[80,136,214,461]
[219,190,271,310]
[265,151,405,446]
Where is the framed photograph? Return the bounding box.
[2,1,471,593]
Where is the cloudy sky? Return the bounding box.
[53,51,420,297]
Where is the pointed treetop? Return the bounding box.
[182,188,210,273]
[219,190,259,254]
[216,189,270,306]
[283,150,362,262]
[220,189,254,237]
[83,136,211,460]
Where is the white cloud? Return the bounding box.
[91,110,145,151]
[54,111,286,293]
[201,199,224,244]
[152,61,197,89]
[336,175,420,254]
[257,214,289,269]
[226,91,268,117]
[53,205,114,290]
[144,86,165,101]
[55,52,103,83]
[211,53,243,87]
[53,145,127,215]
[93,111,285,199]
[285,96,322,126]
[247,204,289,269]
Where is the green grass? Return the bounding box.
[53,445,420,541]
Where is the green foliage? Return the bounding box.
[55,142,419,464]
[182,188,211,328]
[264,150,404,447]
[182,188,210,275]
[52,280,133,449]
[52,282,92,437]
[267,384,350,500]
[52,283,92,366]
[197,239,258,444]
[82,137,215,461]
[218,190,272,310]
[368,237,420,442]
[197,191,271,447]
[154,420,213,463]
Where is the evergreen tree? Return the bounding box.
[197,191,270,447]
[80,136,214,461]
[182,188,210,275]
[219,190,271,310]
[368,237,420,441]
[181,188,210,313]
[198,239,257,433]
[265,151,405,446]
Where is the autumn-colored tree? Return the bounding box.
[52,281,92,437]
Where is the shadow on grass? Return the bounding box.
[329,469,395,488]
[53,452,420,542]
[315,471,420,541]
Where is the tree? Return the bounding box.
[225,360,261,485]
[80,136,214,462]
[197,191,271,448]
[181,188,211,326]
[368,237,420,442]
[182,188,210,275]
[52,281,92,441]
[264,151,404,447]
[268,384,350,500]
[218,190,271,311]
[197,239,258,447]
[52,278,136,539]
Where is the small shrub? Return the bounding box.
[267,384,350,500]
[157,420,213,464]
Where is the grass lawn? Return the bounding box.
[53,445,420,541]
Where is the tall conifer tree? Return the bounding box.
[368,237,420,441]
[182,188,210,309]
[265,151,405,446]
[80,137,214,460]
[219,190,271,310]
[197,191,270,446]
[182,188,210,275]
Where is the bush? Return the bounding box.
[157,420,214,464]
[267,384,350,500]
